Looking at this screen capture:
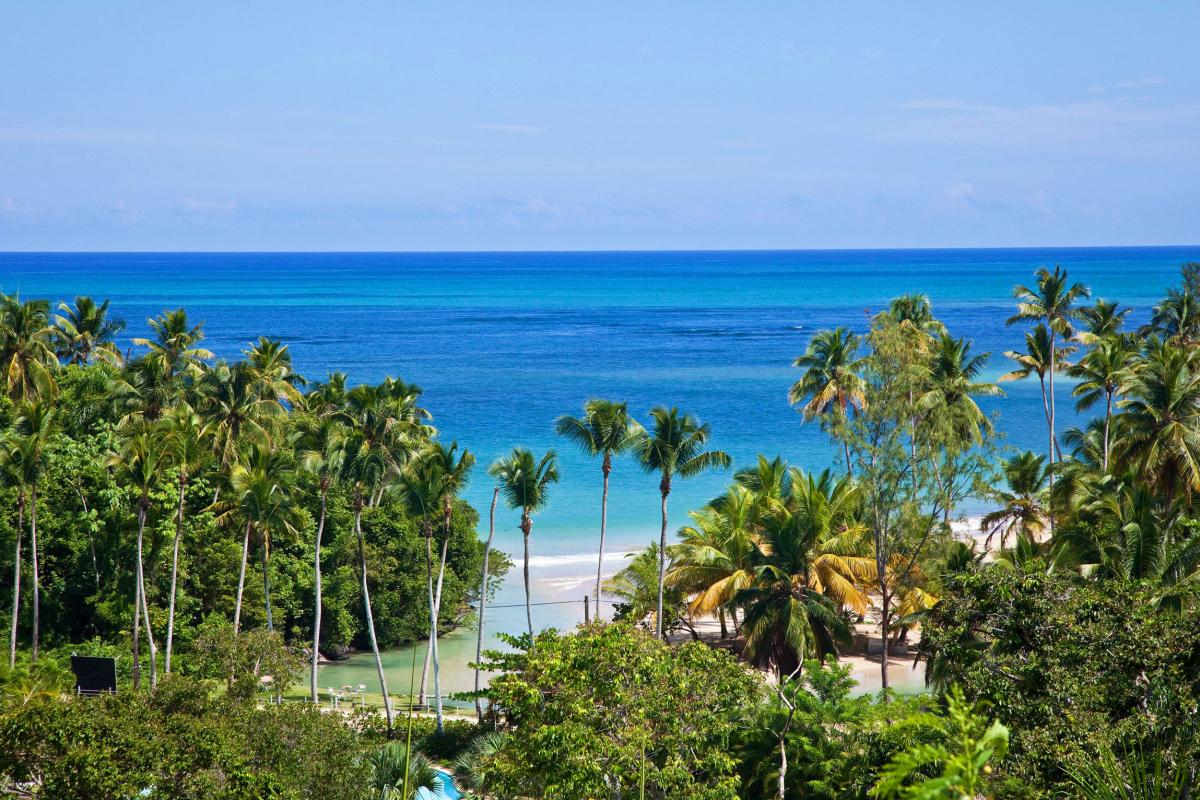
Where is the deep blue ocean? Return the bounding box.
[0,248,1194,562]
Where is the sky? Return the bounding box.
[2,2,1198,251]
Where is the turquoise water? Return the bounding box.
[1,248,1194,680]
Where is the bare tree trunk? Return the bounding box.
[656,480,669,640]
[420,526,434,707]
[75,486,100,592]
[718,607,727,639]
[9,495,23,669]
[879,587,890,694]
[30,491,40,664]
[233,520,251,635]
[165,476,186,673]
[431,532,450,732]
[1103,391,1112,471]
[1048,328,1058,466]
[596,455,611,620]
[475,488,498,722]
[843,440,853,480]
[310,487,327,704]
[136,504,157,689]
[356,503,394,735]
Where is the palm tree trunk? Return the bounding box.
[1048,328,1058,466]
[843,440,852,479]
[656,480,669,640]
[475,488,498,722]
[522,513,534,646]
[879,587,890,695]
[233,519,251,635]
[75,486,100,592]
[136,504,158,689]
[717,607,727,639]
[30,491,39,664]
[596,457,611,620]
[1037,374,1055,534]
[419,527,434,707]
[1103,390,1113,471]
[165,476,186,674]
[431,532,451,732]
[310,487,327,704]
[8,495,23,670]
[132,577,141,691]
[356,503,394,735]
[261,546,274,634]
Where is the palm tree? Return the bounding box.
[296,415,347,703]
[474,486,499,722]
[115,356,178,424]
[54,296,125,365]
[1147,288,1200,345]
[1069,338,1132,470]
[489,448,560,644]
[1007,265,1091,471]
[368,741,443,800]
[1118,343,1200,504]
[999,324,1077,469]
[633,407,731,639]
[980,452,1050,549]
[218,444,302,635]
[198,360,286,474]
[132,308,213,377]
[922,333,1002,445]
[245,336,305,406]
[2,440,26,670]
[554,399,642,616]
[888,293,945,335]
[108,423,167,690]
[160,403,213,673]
[1076,299,1131,345]
[0,295,58,401]
[789,328,866,476]
[2,401,55,665]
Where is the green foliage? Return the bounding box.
[480,623,764,800]
[0,676,372,799]
[871,686,1008,800]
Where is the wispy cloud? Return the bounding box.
[1086,76,1169,94]
[182,197,238,215]
[0,124,158,145]
[468,123,546,135]
[879,97,1200,146]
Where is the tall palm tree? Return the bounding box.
[980,452,1050,549]
[554,399,642,616]
[115,356,178,424]
[1069,338,1132,470]
[789,328,866,477]
[198,360,286,474]
[633,407,731,639]
[1146,288,1200,346]
[296,415,347,703]
[54,296,125,365]
[133,308,213,377]
[2,401,55,665]
[488,448,560,644]
[2,440,26,670]
[1007,265,1091,471]
[888,293,945,335]
[1076,299,1131,345]
[217,444,302,635]
[1118,343,1200,504]
[108,423,167,690]
[245,336,305,406]
[922,333,1002,444]
[474,486,500,722]
[999,324,1077,470]
[341,387,408,736]
[160,403,213,673]
[0,294,58,401]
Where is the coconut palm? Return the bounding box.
[554,399,642,616]
[53,296,125,365]
[0,294,58,401]
[789,328,866,476]
[1069,337,1132,470]
[922,333,1002,445]
[1007,265,1091,470]
[999,324,1077,470]
[198,360,287,474]
[980,452,1050,549]
[474,486,499,722]
[245,336,305,406]
[488,448,560,644]
[217,444,302,635]
[107,422,167,690]
[888,293,945,335]
[1146,287,1200,346]
[115,356,178,425]
[2,401,55,666]
[633,407,731,638]
[296,415,347,703]
[132,308,213,377]
[159,403,213,673]
[2,442,26,670]
[1076,299,1131,345]
[1118,343,1200,504]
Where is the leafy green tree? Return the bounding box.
[488,448,559,644]
[555,398,642,616]
[790,327,867,477]
[633,407,730,638]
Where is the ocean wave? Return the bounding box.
[510,550,641,569]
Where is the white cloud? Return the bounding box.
[182,197,238,215]
[1087,76,1169,94]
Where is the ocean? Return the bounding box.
[1,247,1194,696]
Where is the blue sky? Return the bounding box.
[2,2,1198,250]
